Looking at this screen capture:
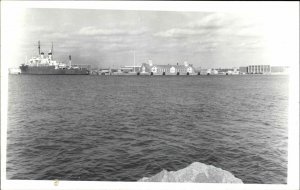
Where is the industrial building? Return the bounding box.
[140,60,196,75]
[120,66,141,73]
[239,67,248,74]
[247,65,271,74]
[239,65,288,75]
[271,66,289,74]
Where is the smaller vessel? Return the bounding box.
[19,41,90,75]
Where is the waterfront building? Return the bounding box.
[239,67,248,74]
[239,65,288,75]
[199,69,210,75]
[90,69,99,75]
[140,60,196,75]
[215,68,239,75]
[211,69,219,75]
[271,66,289,74]
[216,68,230,75]
[199,68,223,75]
[71,64,91,69]
[99,68,111,75]
[120,66,141,73]
[247,65,271,74]
[216,69,226,75]
[229,68,239,75]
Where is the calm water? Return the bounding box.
[7,75,288,183]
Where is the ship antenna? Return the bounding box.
[51,42,54,59]
[133,50,135,72]
[38,41,40,55]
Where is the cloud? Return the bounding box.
[153,28,208,38]
[236,40,265,49]
[151,12,269,57]
[235,26,264,37]
[42,32,70,39]
[11,8,292,69]
[24,25,54,33]
[153,13,232,38]
[105,21,139,28]
[153,12,265,40]
[187,13,230,29]
[78,26,146,36]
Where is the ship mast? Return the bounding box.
[38,41,41,55]
[133,50,135,72]
[51,42,54,59]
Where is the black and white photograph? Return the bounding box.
[1,1,299,190]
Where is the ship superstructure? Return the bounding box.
[20,41,89,75]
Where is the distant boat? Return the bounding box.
[19,41,89,75]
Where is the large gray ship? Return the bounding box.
[19,41,89,75]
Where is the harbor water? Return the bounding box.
[7,75,288,183]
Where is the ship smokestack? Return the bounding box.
[48,51,52,60]
[69,55,72,67]
[41,52,44,59]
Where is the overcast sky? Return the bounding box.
[2,4,299,69]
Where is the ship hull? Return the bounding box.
[20,65,89,75]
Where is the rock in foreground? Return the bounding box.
[138,162,243,183]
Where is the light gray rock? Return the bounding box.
[138,162,243,183]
